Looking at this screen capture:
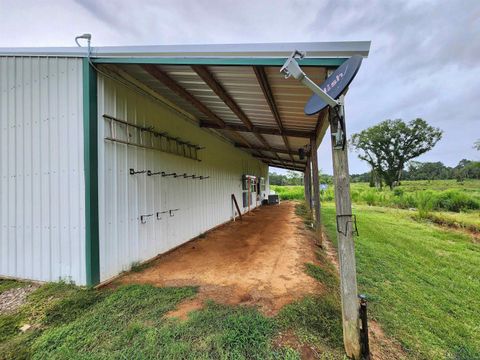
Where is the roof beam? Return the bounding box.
[263,161,305,172]
[254,155,306,167]
[142,64,225,128]
[253,66,295,162]
[141,64,256,151]
[192,65,287,167]
[199,121,312,138]
[234,143,292,155]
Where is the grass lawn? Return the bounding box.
[0,252,346,359]
[322,202,480,359]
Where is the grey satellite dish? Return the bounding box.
[304,55,363,115]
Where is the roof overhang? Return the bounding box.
[0,41,370,172]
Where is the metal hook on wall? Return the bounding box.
[147,170,162,176]
[174,173,187,178]
[156,210,169,220]
[140,214,153,224]
[161,172,176,177]
[130,168,147,175]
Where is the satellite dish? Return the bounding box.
[304,55,363,115]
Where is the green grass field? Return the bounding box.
[0,253,346,359]
[321,203,480,359]
[272,180,480,232]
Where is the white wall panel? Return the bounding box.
[97,75,269,282]
[0,57,86,284]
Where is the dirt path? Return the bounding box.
[115,201,322,317]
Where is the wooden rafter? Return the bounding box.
[253,155,306,167]
[141,64,254,151]
[253,66,295,162]
[262,160,305,172]
[234,143,292,155]
[191,65,287,167]
[199,121,312,138]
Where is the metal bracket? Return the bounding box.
[330,105,347,150]
[335,214,359,236]
[169,209,180,217]
[140,214,153,224]
[130,168,147,175]
[156,210,169,220]
[280,50,339,108]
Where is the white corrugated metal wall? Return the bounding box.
[97,75,269,282]
[0,57,86,284]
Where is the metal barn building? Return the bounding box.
[0,41,370,288]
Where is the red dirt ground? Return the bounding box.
[114,201,323,317]
[112,200,406,359]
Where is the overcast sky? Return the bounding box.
[1,0,478,174]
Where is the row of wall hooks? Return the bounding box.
[140,209,180,223]
[129,168,210,180]
[103,114,204,162]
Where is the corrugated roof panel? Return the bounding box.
[159,65,244,124]
[288,136,311,151]
[265,66,326,131]
[207,66,277,128]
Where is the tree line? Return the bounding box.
[270,157,479,186]
[270,117,478,187]
[350,119,479,188]
[351,159,480,184]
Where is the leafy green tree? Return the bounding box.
[407,161,451,180]
[286,170,303,185]
[350,118,443,189]
[453,159,480,181]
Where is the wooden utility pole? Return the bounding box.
[304,156,312,210]
[329,104,361,359]
[310,136,322,245]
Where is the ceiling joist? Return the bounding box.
[253,66,295,162]
[141,64,254,151]
[234,143,291,155]
[191,65,287,167]
[199,122,312,138]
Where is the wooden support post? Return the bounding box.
[329,105,361,359]
[305,155,312,210]
[310,136,322,245]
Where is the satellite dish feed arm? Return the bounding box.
[280,50,340,108]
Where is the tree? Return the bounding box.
[453,159,480,181]
[286,170,303,185]
[350,118,443,189]
[407,161,451,180]
[474,139,480,151]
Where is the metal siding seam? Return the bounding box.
[83,58,100,286]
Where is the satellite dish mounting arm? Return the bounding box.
[280,50,346,149]
[280,50,342,108]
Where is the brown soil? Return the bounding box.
[114,201,322,318]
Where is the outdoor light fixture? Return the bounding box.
[75,33,91,47]
[75,33,92,56]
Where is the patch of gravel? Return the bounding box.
[0,284,40,314]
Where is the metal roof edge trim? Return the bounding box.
[0,41,370,59]
[92,57,348,66]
